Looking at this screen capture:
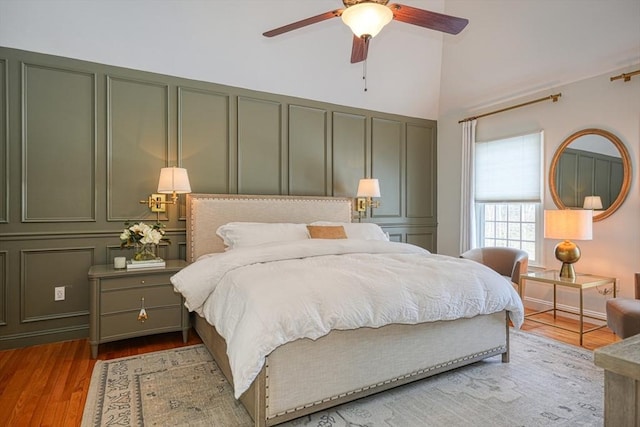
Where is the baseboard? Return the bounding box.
[523,296,607,323]
[0,325,88,351]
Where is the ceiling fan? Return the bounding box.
[263,0,469,64]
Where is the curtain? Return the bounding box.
[459,119,477,254]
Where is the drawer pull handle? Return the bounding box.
[137,297,148,322]
[140,280,145,284]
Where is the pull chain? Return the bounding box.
[362,59,368,92]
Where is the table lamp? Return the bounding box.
[544,209,593,279]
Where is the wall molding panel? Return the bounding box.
[178,86,231,195]
[406,123,437,221]
[21,62,97,222]
[288,105,328,196]
[332,112,367,198]
[372,118,403,220]
[0,58,7,224]
[20,247,93,323]
[107,75,170,222]
[0,251,6,326]
[0,46,437,350]
[237,96,283,195]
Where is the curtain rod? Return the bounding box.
[610,69,640,82]
[458,93,562,124]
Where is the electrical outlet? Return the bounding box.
[54,286,65,301]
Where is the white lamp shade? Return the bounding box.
[157,167,191,194]
[544,209,593,241]
[583,196,603,210]
[341,3,393,38]
[357,178,381,198]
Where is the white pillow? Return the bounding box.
[216,222,309,250]
[310,221,389,241]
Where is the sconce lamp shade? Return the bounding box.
[544,209,592,279]
[583,196,603,210]
[544,209,593,241]
[357,178,381,198]
[341,3,393,38]
[157,167,191,194]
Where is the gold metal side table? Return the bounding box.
[521,270,616,346]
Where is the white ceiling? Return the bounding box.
[440,0,640,118]
[0,0,639,120]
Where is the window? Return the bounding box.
[474,132,543,264]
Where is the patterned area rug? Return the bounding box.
[82,329,604,426]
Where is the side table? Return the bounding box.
[521,270,616,346]
[88,259,190,358]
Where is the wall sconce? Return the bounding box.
[140,167,192,213]
[356,178,381,220]
[544,209,593,279]
[583,196,603,210]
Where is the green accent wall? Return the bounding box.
[0,46,437,350]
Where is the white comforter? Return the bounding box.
[171,239,524,398]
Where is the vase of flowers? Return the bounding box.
[119,221,170,261]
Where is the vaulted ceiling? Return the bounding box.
[1,0,638,119]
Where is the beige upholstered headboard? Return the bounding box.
[186,194,353,262]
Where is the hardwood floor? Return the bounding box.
[0,314,619,427]
[0,331,202,427]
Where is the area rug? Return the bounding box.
[82,329,604,426]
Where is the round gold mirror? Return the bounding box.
[549,128,632,221]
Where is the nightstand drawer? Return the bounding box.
[88,260,190,358]
[100,306,183,340]
[101,285,181,313]
[101,273,171,291]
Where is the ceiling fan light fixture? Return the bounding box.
[341,2,393,38]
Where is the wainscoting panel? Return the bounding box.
[406,229,437,252]
[21,63,96,222]
[288,105,328,196]
[0,59,6,223]
[406,123,436,221]
[0,251,6,326]
[21,248,93,322]
[0,46,437,350]
[107,76,169,221]
[179,87,230,195]
[332,112,366,197]
[371,118,403,219]
[237,96,282,195]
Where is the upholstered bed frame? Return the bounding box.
[186,194,510,427]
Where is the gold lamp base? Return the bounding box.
[554,239,581,279]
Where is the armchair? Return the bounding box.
[606,273,640,339]
[460,247,529,297]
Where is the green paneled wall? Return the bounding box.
[0,46,437,350]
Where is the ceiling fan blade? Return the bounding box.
[388,3,469,35]
[350,35,369,64]
[263,9,343,37]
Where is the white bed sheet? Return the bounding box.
[171,240,524,398]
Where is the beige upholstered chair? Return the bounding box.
[460,247,529,296]
[606,273,640,339]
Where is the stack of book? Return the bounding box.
[126,258,166,270]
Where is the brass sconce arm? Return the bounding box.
[356,197,380,212]
[140,192,179,213]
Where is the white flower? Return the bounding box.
[119,221,169,248]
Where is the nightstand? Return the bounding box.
[88,259,190,358]
[521,270,616,346]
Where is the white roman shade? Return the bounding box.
[475,131,543,203]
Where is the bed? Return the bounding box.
[172,193,524,427]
